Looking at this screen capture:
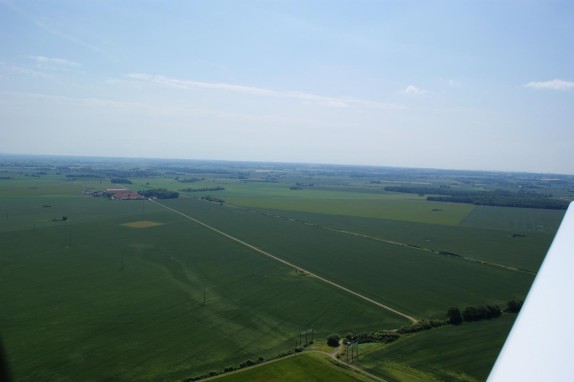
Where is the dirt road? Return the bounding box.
[149,199,418,323]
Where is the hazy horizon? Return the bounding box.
[3,151,574,177]
[1,1,573,174]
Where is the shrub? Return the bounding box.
[327,333,340,347]
[447,307,463,325]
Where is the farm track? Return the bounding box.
[148,199,418,324]
[200,348,387,382]
[251,209,536,275]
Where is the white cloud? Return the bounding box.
[126,73,404,110]
[525,79,574,91]
[29,55,80,67]
[402,85,428,96]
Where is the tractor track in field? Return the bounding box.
[148,199,418,324]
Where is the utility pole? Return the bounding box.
[346,342,349,363]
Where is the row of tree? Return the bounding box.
[384,185,569,210]
[447,300,524,325]
[180,187,225,192]
[138,189,179,199]
[201,195,225,204]
[427,195,568,210]
[110,178,133,184]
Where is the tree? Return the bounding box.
[505,299,523,313]
[447,307,463,325]
[463,305,501,322]
[327,333,340,347]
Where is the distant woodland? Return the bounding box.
[384,186,569,210]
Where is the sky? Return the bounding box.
[0,0,573,174]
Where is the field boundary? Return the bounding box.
[249,209,536,275]
[200,349,388,382]
[148,199,418,323]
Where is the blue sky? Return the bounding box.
[1,0,573,173]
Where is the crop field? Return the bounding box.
[159,198,536,319]
[357,315,517,382]
[236,208,558,272]
[1,157,572,382]
[213,352,373,382]
[459,205,565,232]
[225,197,474,225]
[1,184,407,381]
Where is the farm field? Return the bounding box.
[211,352,374,382]
[1,156,572,381]
[160,198,536,319]
[238,207,559,272]
[357,315,517,382]
[1,195,408,381]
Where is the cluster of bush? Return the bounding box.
[334,319,447,347]
[396,319,448,334]
[110,178,132,184]
[201,195,225,204]
[352,331,400,344]
[447,300,523,325]
[139,188,179,199]
[180,187,225,192]
[505,299,523,313]
[177,177,204,183]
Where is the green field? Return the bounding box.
[358,315,517,381]
[1,157,570,382]
[212,352,374,382]
[160,198,536,319]
[1,196,407,381]
[237,207,559,272]
[227,197,473,225]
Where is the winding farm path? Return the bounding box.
[148,199,418,323]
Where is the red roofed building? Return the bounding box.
[106,188,144,200]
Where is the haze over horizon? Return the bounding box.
[1,1,573,174]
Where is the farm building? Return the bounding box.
[106,188,144,200]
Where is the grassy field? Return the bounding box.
[357,315,517,381]
[226,197,473,225]
[1,194,408,381]
[237,207,558,272]
[211,352,374,382]
[460,205,565,232]
[160,198,535,319]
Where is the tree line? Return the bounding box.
[180,187,225,192]
[385,186,569,210]
[138,189,179,199]
[447,300,523,325]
